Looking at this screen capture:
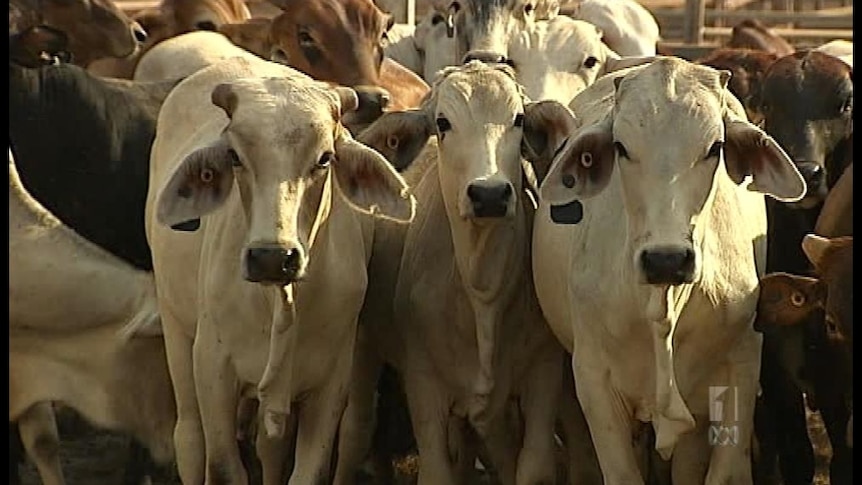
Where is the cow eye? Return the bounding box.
[431,13,445,25]
[228,149,242,168]
[298,30,314,46]
[706,141,723,159]
[514,113,524,127]
[841,94,852,114]
[317,151,334,169]
[614,141,629,159]
[436,117,451,133]
[584,56,598,68]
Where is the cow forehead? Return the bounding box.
[227,79,339,151]
[288,0,386,37]
[435,68,524,121]
[614,60,725,152]
[765,51,852,94]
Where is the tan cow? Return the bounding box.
[337,61,578,484]
[533,57,806,484]
[9,150,175,485]
[10,0,147,67]
[145,56,414,485]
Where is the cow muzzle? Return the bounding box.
[465,179,514,219]
[243,243,305,285]
[462,50,513,68]
[639,245,695,286]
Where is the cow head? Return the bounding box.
[33,0,148,66]
[267,0,394,88]
[508,16,619,105]
[571,0,661,57]
[155,78,414,285]
[756,50,853,208]
[542,58,806,286]
[217,18,274,58]
[359,61,576,218]
[9,25,71,67]
[453,0,559,66]
[414,5,459,81]
[727,19,794,57]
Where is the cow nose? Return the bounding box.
[462,50,512,67]
[244,246,303,284]
[640,246,695,285]
[796,162,824,186]
[466,181,514,218]
[131,22,148,44]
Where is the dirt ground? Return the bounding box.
[17,405,833,485]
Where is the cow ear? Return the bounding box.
[356,110,431,172]
[540,117,615,205]
[755,272,823,332]
[723,119,806,202]
[333,136,416,223]
[521,100,579,185]
[156,137,236,231]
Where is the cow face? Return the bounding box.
[508,17,614,105]
[697,48,779,125]
[358,62,577,218]
[37,0,147,66]
[217,18,274,59]
[757,51,853,208]
[414,6,459,82]
[542,58,806,286]
[267,0,394,88]
[155,78,414,285]
[166,0,251,34]
[454,0,559,65]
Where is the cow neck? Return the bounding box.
[438,172,529,420]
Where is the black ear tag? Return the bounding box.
[550,200,583,224]
[171,219,201,232]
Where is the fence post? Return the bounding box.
[684,0,706,44]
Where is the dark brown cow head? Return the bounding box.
[23,0,148,66]
[756,50,853,208]
[727,19,794,57]
[267,0,394,87]
[697,48,778,124]
[9,25,71,67]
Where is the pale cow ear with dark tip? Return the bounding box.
[356,110,431,172]
[540,117,616,206]
[333,136,416,223]
[334,86,359,114]
[211,83,238,118]
[723,119,807,202]
[755,272,823,332]
[156,137,236,230]
[521,100,579,185]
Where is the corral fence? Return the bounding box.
[116,0,853,60]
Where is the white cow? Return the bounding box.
[145,55,414,485]
[337,61,578,484]
[571,0,661,56]
[533,57,806,484]
[9,149,175,485]
[133,30,260,82]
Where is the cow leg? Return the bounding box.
[556,363,603,485]
[333,327,384,485]
[515,353,562,485]
[571,354,644,484]
[669,420,710,484]
[817,398,851,485]
[403,368,457,485]
[161,314,205,485]
[193,330,247,485]
[17,402,64,485]
[255,414,291,485]
[478,414,518,485]
[288,369,350,485]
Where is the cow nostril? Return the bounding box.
[196,20,218,31]
[501,183,513,199]
[467,184,480,202]
[282,248,299,274]
[132,25,148,43]
[378,92,391,110]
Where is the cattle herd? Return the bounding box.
[7,0,853,484]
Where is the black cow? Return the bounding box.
[753,50,854,485]
[9,61,181,484]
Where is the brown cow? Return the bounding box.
[697,48,778,125]
[87,0,250,77]
[10,0,147,67]
[756,234,854,483]
[727,19,794,57]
